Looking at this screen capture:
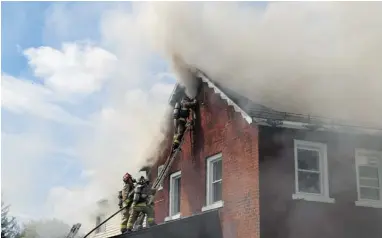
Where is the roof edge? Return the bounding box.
[195,70,253,124]
[253,117,382,136]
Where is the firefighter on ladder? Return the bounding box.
[172,95,197,152]
[125,176,156,233]
[119,172,136,234]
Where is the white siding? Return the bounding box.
[93,213,121,238]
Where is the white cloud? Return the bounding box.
[1,74,86,125]
[24,43,118,95]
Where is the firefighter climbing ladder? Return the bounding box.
[152,122,191,190]
[134,122,192,228]
[81,123,192,238]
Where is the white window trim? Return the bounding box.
[164,213,181,222]
[202,200,224,212]
[202,153,224,211]
[292,140,335,203]
[157,164,164,190]
[355,148,382,208]
[167,171,181,221]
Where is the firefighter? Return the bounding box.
[172,95,197,151]
[125,176,156,233]
[119,172,136,234]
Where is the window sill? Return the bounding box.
[201,201,224,212]
[292,193,335,204]
[355,200,382,208]
[164,213,181,222]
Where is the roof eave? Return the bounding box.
[253,117,382,136]
[195,70,253,124]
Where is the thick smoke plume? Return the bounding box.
[170,54,199,98]
[141,2,382,128]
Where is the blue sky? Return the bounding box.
[1,1,150,223]
[2,2,47,77]
[1,1,269,227]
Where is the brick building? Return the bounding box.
[111,71,382,238]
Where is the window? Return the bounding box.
[158,165,164,190]
[95,215,106,233]
[166,171,181,221]
[355,149,382,208]
[292,140,334,203]
[202,153,224,211]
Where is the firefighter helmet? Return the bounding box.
[138,176,149,185]
[183,95,191,101]
[123,172,132,183]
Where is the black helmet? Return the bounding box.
[138,176,149,185]
[183,95,192,101]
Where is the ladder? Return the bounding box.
[65,223,81,238]
[134,122,192,228]
[153,122,191,189]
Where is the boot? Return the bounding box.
[121,228,127,234]
[172,143,179,152]
[172,146,181,154]
[123,228,132,234]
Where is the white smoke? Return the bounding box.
[139,2,382,128]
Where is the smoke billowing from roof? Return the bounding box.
[141,2,382,128]
[170,54,199,98]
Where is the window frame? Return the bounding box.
[292,140,335,203]
[157,164,164,190]
[355,148,382,208]
[166,171,181,221]
[202,153,224,212]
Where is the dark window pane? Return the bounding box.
[298,171,321,194]
[213,159,222,181]
[360,187,380,200]
[212,181,222,202]
[360,178,380,188]
[297,149,320,171]
[359,166,379,179]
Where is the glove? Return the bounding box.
[118,201,123,209]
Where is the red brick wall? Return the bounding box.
[150,83,260,238]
